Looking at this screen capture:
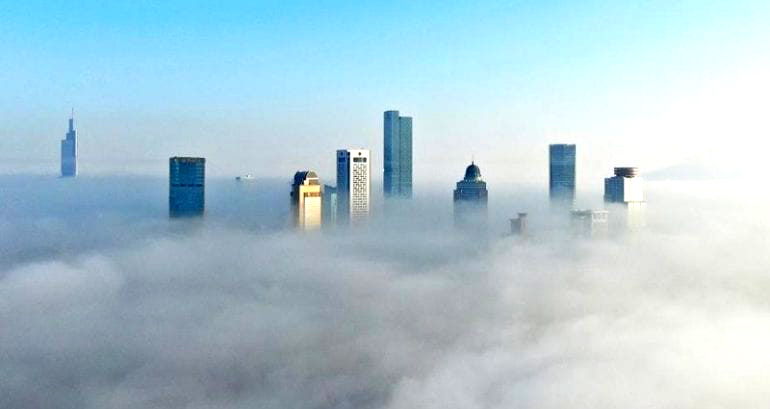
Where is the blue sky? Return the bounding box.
[2,0,769,187]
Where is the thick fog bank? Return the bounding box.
[1,175,770,408]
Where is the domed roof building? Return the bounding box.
[453,161,488,229]
[463,162,483,182]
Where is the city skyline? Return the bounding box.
[3,1,769,183]
[3,3,770,407]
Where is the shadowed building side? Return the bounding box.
[290,171,322,230]
[169,157,205,218]
[322,185,337,229]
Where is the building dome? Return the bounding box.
[464,162,483,181]
[293,170,319,186]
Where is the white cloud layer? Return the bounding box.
[1,176,769,408]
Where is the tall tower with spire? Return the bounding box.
[60,110,78,177]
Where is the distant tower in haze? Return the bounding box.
[169,157,205,217]
[290,171,322,230]
[336,149,371,224]
[322,185,338,228]
[549,144,576,208]
[604,167,646,230]
[60,111,78,177]
[453,162,488,228]
[383,110,413,198]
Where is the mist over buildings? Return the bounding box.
[2,175,770,408]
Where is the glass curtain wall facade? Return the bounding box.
[383,110,413,198]
[169,157,205,217]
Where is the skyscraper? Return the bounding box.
[60,112,78,177]
[290,171,322,230]
[322,185,338,228]
[336,149,371,224]
[169,157,205,217]
[604,167,646,230]
[453,162,488,228]
[549,144,576,208]
[383,110,413,198]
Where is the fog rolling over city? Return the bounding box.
[1,176,769,409]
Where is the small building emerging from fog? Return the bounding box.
[454,162,488,229]
[604,167,646,230]
[510,213,529,236]
[169,157,205,218]
[291,171,322,230]
[570,209,608,238]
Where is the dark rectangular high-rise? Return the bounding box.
[549,144,576,208]
[169,157,205,217]
[383,110,413,198]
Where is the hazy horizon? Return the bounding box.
[3,0,770,183]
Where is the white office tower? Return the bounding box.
[604,167,646,231]
[336,149,371,224]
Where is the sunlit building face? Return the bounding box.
[291,171,322,230]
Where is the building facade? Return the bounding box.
[60,114,78,177]
[453,162,488,228]
[322,185,338,228]
[570,209,609,238]
[290,171,323,230]
[383,110,413,198]
[336,149,371,224]
[604,167,646,230]
[169,157,205,217]
[549,144,576,208]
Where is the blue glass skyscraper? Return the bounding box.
[60,113,78,177]
[549,144,576,208]
[383,110,413,198]
[169,157,205,217]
